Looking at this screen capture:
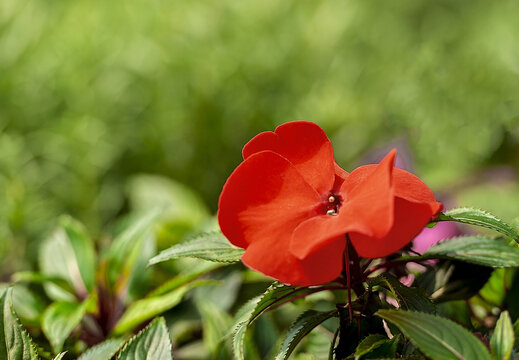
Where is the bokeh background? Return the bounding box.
[2,0,519,275]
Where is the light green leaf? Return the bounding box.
[53,353,66,360]
[148,231,244,266]
[368,273,435,313]
[232,283,317,360]
[59,215,96,293]
[491,311,514,360]
[354,334,389,359]
[42,299,90,353]
[377,309,492,360]
[11,272,75,295]
[0,288,39,360]
[275,310,336,360]
[437,208,519,244]
[10,284,47,325]
[116,317,172,360]
[105,211,159,291]
[197,299,233,352]
[77,338,125,360]
[113,280,212,335]
[399,236,519,267]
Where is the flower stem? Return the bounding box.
[344,235,353,322]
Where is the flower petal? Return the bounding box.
[349,198,437,258]
[242,233,345,286]
[218,150,321,249]
[242,121,337,194]
[290,150,396,260]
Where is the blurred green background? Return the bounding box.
[1,0,519,274]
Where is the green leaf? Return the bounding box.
[77,338,125,360]
[197,299,233,352]
[0,288,39,360]
[368,273,435,313]
[53,353,67,360]
[105,211,159,291]
[437,208,519,244]
[399,236,519,267]
[491,311,514,360]
[113,280,212,335]
[377,309,492,360]
[39,222,94,301]
[42,299,90,353]
[354,335,389,359]
[10,284,47,326]
[148,231,244,266]
[59,215,96,293]
[116,317,172,360]
[232,283,317,360]
[11,272,75,296]
[274,310,336,360]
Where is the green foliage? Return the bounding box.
[491,311,515,360]
[0,288,39,360]
[275,310,336,360]
[399,236,519,267]
[377,309,492,360]
[77,339,125,360]
[115,318,172,360]
[149,231,244,266]
[437,207,519,244]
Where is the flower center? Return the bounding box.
[324,194,342,216]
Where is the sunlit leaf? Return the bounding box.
[77,338,125,360]
[42,298,91,353]
[399,236,519,267]
[113,280,213,335]
[437,208,519,244]
[116,317,172,360]
[491,311,514,360]
[0,288,39,360]
[148,231,244,266]
[377,309,491,360]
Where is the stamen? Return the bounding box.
[326,209,337,216]
[328,195,335,203]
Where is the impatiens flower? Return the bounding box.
[218,121,442,286]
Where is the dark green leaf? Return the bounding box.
[400,236,519,267]
[354,334,388,359]
[377,309,491,360]
[274,310,336,360]
[116,317,172,360]
[77,338,125,360]
[232,283,317,360]
[148,231,244,266]
[437,208,519,244]
[491,311,514,360]
[0,288,39,360]
[42,298,90,353]
[369,273,435,313]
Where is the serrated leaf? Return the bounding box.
[354,334,388,359]
[437,208,519,244]
[399,236,519,267]
[491,311,514,360]
[116,317,172,360]
[275,310,336,360]
[0,288,39,360]
[368,273,435,313]
[113,280,212,335]
[232,283,317,360]
[77,338,125,360]
[148,231,244,266]
[42,298,90,353]
[377,309,492,360]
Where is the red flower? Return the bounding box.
[218,121,442,286]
